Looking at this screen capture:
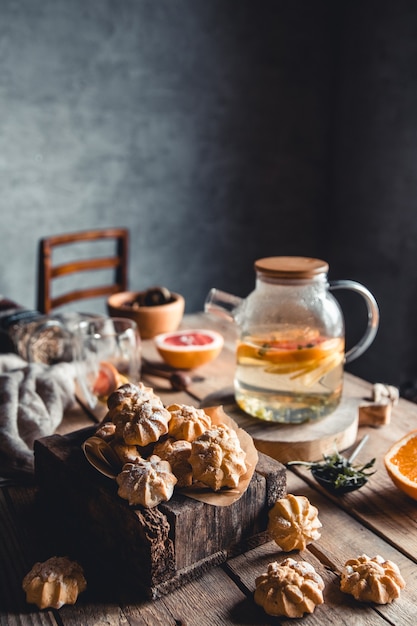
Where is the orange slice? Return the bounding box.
[93,361,129,399]
[154,329,224,369]
[237,335,343,369]
[384,429,417,501]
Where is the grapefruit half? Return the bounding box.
[154,329,224,369]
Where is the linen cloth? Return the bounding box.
[0,354,76,481]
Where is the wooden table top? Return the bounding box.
[1,312,417,625]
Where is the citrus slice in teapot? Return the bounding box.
[237,330,343,370]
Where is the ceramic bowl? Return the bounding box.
[107,290,185,339]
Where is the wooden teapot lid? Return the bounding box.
[255,256,329,279]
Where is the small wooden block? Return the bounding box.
[34,427,286,599]
[201,388,360,463]
[358,402,391,426]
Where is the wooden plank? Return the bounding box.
[0,608,59,626]
[55,399,98,434]
[288,401,417,564]
[124,565,270,626]
[291,464,417,564]
[225,543,384,625]
[225,471,417,625]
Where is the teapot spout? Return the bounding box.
[204,288,243,323]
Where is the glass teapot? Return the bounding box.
[205,256,379,424]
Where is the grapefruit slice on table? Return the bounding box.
[384,429,417,501]
[154,329,224,369]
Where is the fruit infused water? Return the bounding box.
[235,326,344,423]
[205,257,378,423]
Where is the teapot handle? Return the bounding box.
[330,280,379,364]
[204,288,243,322]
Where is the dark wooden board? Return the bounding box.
[34,427,286,599]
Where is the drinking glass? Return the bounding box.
[75,317,141,409]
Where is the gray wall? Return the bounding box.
[326,1,417,387]
[1,0,417,388]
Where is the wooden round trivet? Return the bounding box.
[200,387,360,464]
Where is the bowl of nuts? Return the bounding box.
[107,287,185,339]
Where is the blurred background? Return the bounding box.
[1,0,417,387]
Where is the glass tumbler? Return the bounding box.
[75,316,141,409]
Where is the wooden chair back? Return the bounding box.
[37,228,129,313]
